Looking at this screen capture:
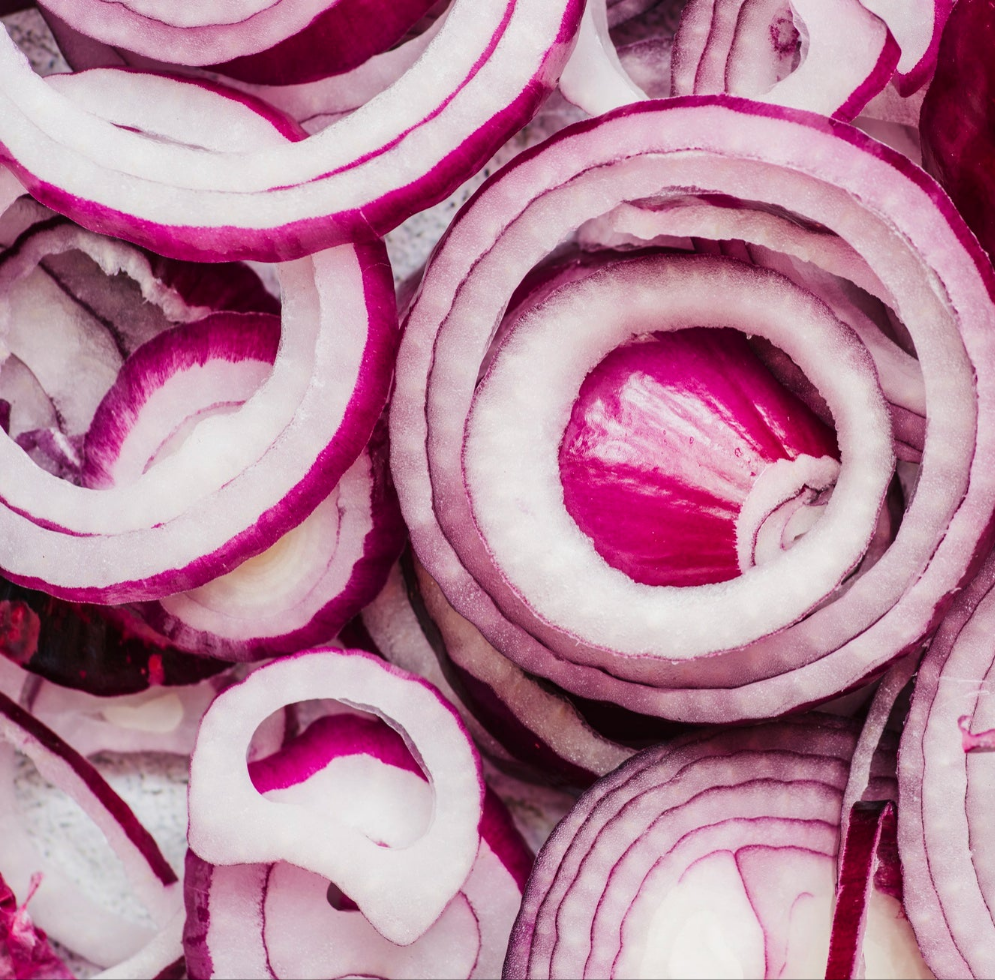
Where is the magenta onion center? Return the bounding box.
[558,327,839,587]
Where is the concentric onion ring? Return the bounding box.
[390,96,995,723]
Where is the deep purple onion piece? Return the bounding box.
[0,577,225,695]
[920,0,995,262]
[826,800,897,980]
[208,0,438,85]
[560,326,837,587]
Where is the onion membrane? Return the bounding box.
[390,95,995,723]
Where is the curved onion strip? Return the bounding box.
[139,442,404,661]
[0,690,180,967]
[859,0,953,95]
[722,0,898,120]
[187,649,483,946]
[73,308,402,659]
[838,652,916,858]
[897,551,995,979]
[42,9,448,135]
[34,0,417,66]
[205,0,440,87]
[461,252,891,658]
[391,96,995,722]
[558,0,645,115]
[412,558,634,784]
[0,234,396,603]
[0,0,583,261]
[186,711,531,979]
[361,560,513,764]
[92,908,185,980]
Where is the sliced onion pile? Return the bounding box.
[2,2,995,977]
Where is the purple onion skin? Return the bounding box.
[921,0,995,261]
[0,576,226,695]
[559,327,838,586]
[209,0,438,86]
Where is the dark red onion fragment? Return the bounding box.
[920,0,995,261]
[391,96,995,724]
[0,576,225,695]
[826,801,901,980]
[204,0,440,85]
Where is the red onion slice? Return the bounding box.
[722,0,898,119]
[187,649,484,945]
[0,0,583,261]
[35,0,406,66]
[137,439,404,661]
[391,96,995,722]
[860,0,953,95]
[186,710,531,978]
[898,551,995,979]
[562,0,897,120]
[505,716,926,978]
[0,229,396,603]
[361,560,514,765]
[461,252,891,659]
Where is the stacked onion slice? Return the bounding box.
[76,309,404,661]
[898,551,995,979]
[505,716,928,979]
[36,0,439,84]
[363,558,639,788]
[0,0,583,260]
[185,650,528,978]
[391,96,995,724]
[0,185,397,605]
